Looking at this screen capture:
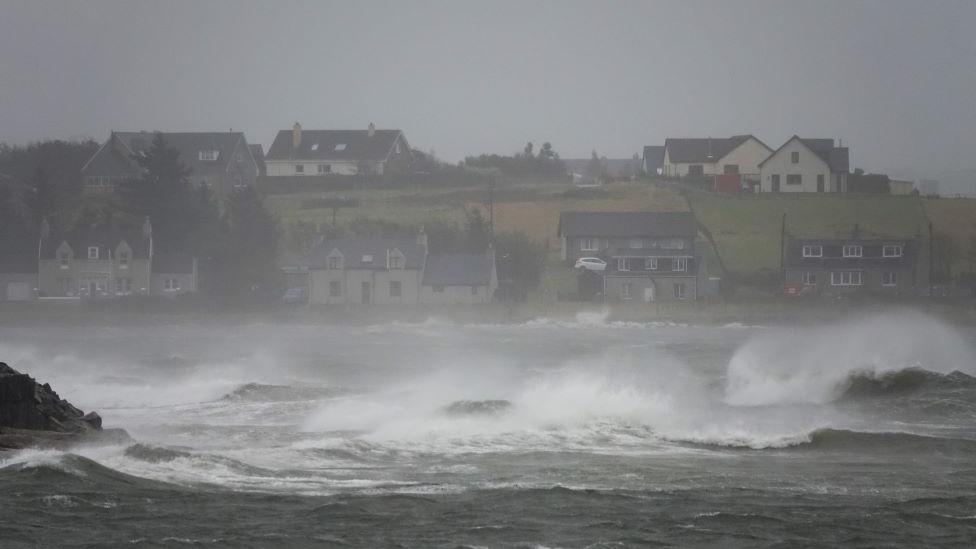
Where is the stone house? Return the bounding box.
[264,123,413,177]
[558,211,707,302]
[81,131,260,199]
[758,136,849,193]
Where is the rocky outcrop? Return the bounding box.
[0,362,128,450]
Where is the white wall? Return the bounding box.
[419,284,492,304]
[717,138,772,177]
[759,140,832,193]
[265,160,366,177]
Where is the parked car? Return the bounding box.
[574,257,607,272]
[282,287,307,304]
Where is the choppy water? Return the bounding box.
[2,310,976,547]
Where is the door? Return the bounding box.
[5,282,31,301]
[643,286,655,303]
[771,174,780,192]
[361,281,371,303]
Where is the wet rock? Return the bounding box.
[0,361,127,450]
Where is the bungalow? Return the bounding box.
[758,136,849,193]
[662,135,772,181]
[81,131,260,198]
[784,237,925,295]
[557,211,705,302]
[264,123,413,177]
[420,251,497,304]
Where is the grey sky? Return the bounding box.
[1,0,974,190]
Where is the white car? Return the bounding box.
[574,257,607,272]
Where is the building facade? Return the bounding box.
[558,211,706,302]
[784,237,925,295]
[264,123,413,177]
[661,135,772,181]
[758,136,849,193]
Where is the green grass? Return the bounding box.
[688,193,930,280]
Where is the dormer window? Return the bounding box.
[328,256,341,270]
[58,251,70,268]
[88,246,99,260]
[389,255,403,269]
[199,150,219,161]
[119,251,129,268]
[334,144,347,151]
[310,143,319,151]
[883,245,903,258]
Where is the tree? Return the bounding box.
[523,141,534,158]
[587,150,607,182]
[539,142,558,160]
[210,187,281,304]
[464,207,491,252]
[494,231,546,302]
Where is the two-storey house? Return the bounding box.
[784,237,925,295]
[558,211,702,302]
[264,123,413,177]
[81,131,260,199]
[758,136,849,193]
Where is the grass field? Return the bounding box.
[924,197,976,274]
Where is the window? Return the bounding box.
[317,164,331,174]
[671,258,687,272]
[389,281,401,298]
[621,283,632,300]
[164,278,181,291]
[688,164,704,176]
[329,280,341,297]
[118,251,129,268]
[830,271,863,286]
[59,251,70,268]
[842,245,863,258]
[771,174,780,191]
[724,164,739,174]
[116,277,132,294]
[791,151,800,164]
[433,285,444,293]
[882,272,897,286]
[88,246,99,259]
[580,238,598,251]
[361,254,373,263]
[802,245,823,258]
[628,239,643,249]
[334,144,347,151]
[645,257,658,270]
[674,283,687,299]
[198,150,218,161]
[817,174,825,192]
[802,272,817,285]
[787,174,802,185]
[295,164,304,174]
[328,256,341,270]
[389,255,402,269]
[661,239,684,250]
[883,245,903,257]
[617,258,629,271]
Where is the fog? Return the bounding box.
[2,0,975,192]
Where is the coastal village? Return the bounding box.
[0,123,973,309]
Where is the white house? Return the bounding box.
[661,135,772,180]
[264,123,413,177]
[758,136,850,193]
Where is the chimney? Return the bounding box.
[368,122,375,138]
[292,122,302,148]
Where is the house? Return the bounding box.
[420,251,498,304]
[557,211,705,302]
[304,230,497,305]
[889,179,915,195]
[784,237,925,295]
[662,135,772,181]
[151,253,198,295]
[0,253,37,301]
[81,131,260,198]
[36,218,197,298]
[264,123,413,177]
[642,146,665,176]
[758,136,849,193]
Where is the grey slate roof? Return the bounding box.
[0,253,37,274]
[663,135,765,164]
[40,227,151,260]
[759,136,850,173]
[423,253,493,286]
[82,131,254,179]
[152,253,195,274]
[309,237,425,270]
[642,146,665,173]
[266,129,406,163]
[558,211,697,238]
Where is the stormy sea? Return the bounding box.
[2,311,976,548]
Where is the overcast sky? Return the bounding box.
[1,0,974,191]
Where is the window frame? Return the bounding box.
[802,272,817,285]
[802,245,823,258]
[882,245,903,258]
[671,257,687,272]
[295,164,304,174]
[786,174,802,185]
[791,151,800,164]
[674,282,686,299]
[882,272,897,286]
[389,280,402,298]
[621,282,632,300]
[87,246,99,260]
[842,245,863,258]
[830,271,863,286]
[644,257,658,271]
[616,258,629,272]
[580,238,598,251]
[688,164,704,176]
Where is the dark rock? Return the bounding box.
[0,361,104,434]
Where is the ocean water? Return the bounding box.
[2,311,976,547]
